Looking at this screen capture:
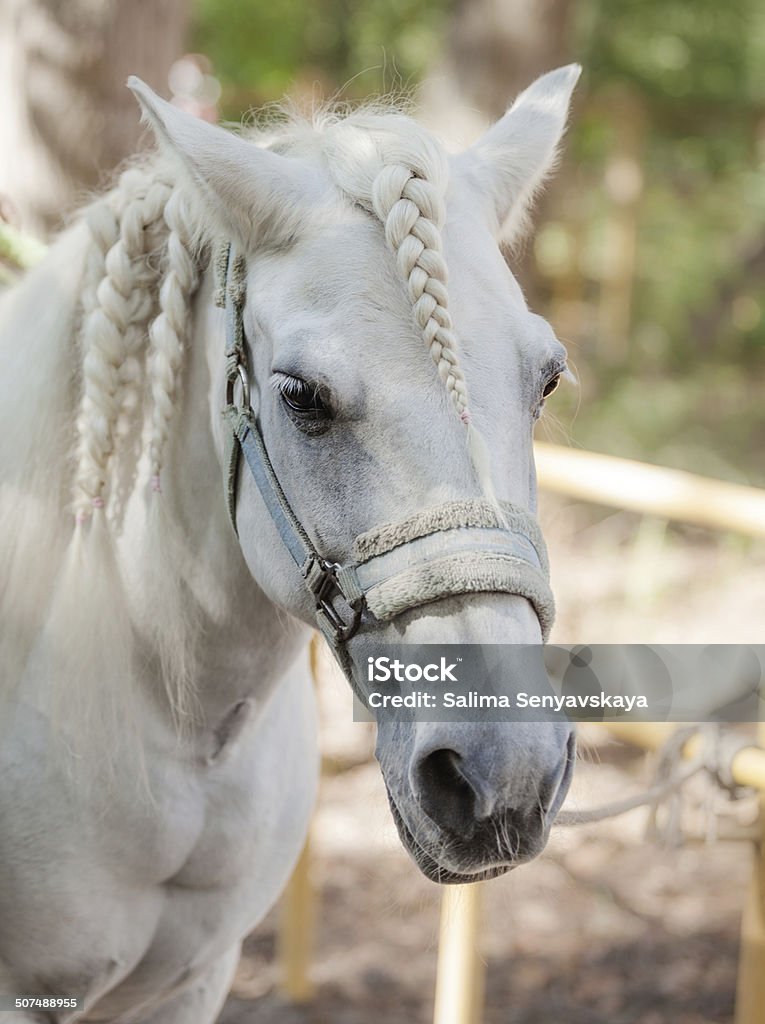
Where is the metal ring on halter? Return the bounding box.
[226,363,250,409]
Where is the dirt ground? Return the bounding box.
[220,498,764,1024]
[220,736,754,1024]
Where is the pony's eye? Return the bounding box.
[278,375,329,419]
[542,373,561,399]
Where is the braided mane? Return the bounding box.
[72,169,197,520]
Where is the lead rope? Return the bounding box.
[556,724,755,837]
[556,726,708,827]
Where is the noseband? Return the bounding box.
[217,245,555,673]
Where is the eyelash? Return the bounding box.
[534,365,566,420]
[272,374,332,422]
[542,373,561,399]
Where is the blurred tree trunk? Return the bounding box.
[430,0,575,122]
[420,0,576,300]
[0,0,188,239]
[596,88,645,364]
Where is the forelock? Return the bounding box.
[255,105,450,215]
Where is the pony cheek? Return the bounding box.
[233,497,314,623]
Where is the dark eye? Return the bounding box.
[277,375,329,420]
[542,373,561,399]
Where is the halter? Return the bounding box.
[217,244,555,676]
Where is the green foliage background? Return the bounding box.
[194,0,445,107]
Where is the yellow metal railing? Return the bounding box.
[535,442,765,539]
[602,721,765,1024]
[735,723,765,1023]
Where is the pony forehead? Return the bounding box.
[248,212,400,298]
[243,191,553,362]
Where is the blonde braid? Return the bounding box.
[371,165,472,423]
[73,198,135,519]
[114,175,173,438]
[146,188,199,492]
[72,170,182,519]
[370,160,498,499]
[79,198,119,325]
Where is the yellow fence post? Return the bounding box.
[433,883,485,1024]
[735,723,765,1024]
[595,723,765,1024]
[277,635,323,1003]
[277,834,315,1003]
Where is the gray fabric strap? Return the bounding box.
[363,550,555,641]
[353,498,548,574]
[225,462,363,651]
[354,525,544,586]
[352,514,554,641]
[233,408,314,568]
[228,407,365,648]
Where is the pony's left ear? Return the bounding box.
[454,64,581,242]
[127,77,320,250]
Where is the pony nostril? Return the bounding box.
[413,748,496,833]
[452,758,499,820]
[410,732,576,850]
[543,731,577,820]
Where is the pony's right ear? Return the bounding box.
[453,64,581,243]
[127,77,319,249]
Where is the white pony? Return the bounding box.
[0,66,579,1022]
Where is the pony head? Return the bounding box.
[123,67,580,880]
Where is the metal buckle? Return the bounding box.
[313,560,364,644]
[226,363,250,409]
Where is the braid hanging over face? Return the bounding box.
[372,165,471,424]
[373,167,497,499]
